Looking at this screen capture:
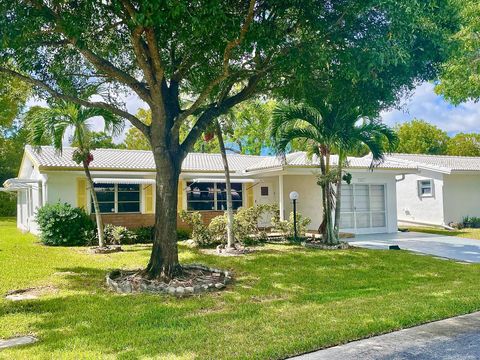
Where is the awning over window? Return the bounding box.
[92,178,155,185]
[189,178,255,183]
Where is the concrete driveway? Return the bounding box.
[348,231,480,263]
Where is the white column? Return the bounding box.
[279,174,285,220]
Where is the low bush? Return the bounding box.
[177,228,191,241]
[180,204,279,247]
[132,226,154,243]
[36,203,95,246]
[103,224,137,245]
[462,216,480,228]
[179,210,211,246]
[271,211,312,240]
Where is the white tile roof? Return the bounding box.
[386,153,480,172]
[25,146,414,174]
[245,152,416,171]
[25,146,268,173]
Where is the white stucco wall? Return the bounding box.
[396,170,445,226]
[282,174,323,230]
[46,171,79,206]
[443,174,480,224]
[253,169,399,234]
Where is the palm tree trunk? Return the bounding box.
[83,161,106,248]
[215,121,235,248]
[317,147,338,245]
[334,149,344,238]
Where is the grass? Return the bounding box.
[405,226,480,240]
[1,217,480,360]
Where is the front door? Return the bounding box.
[339,184,387,234]
[255,182,274,227]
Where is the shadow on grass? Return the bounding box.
[1,246,480,359]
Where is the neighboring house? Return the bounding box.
[386,154,480,227]
[2,146,415,235]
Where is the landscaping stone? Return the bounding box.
[88,245,122,254]
[106,265,233,297]
[0,336,37,350]
[302,241,351,250]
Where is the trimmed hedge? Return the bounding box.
[36,203,95,246]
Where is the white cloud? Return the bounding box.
[381,82,480,135]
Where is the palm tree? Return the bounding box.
[333,116,398,237]
[272,103,340,244]
[271,103,397,244]
[27,101,124,248]
[213,119,236,249]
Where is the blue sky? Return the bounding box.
[380,82,480,135]
[29,80,480,145]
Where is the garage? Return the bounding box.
[339,183,388,234]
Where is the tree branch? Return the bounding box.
[0,66,150,137]
[29,0,152,104]
[175,0,257,124]
[180,74,260,155]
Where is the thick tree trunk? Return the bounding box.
[146,150,182,279]
[83,161,105,248]
[215,121,235,248]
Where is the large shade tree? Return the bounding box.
[0,0,458,279]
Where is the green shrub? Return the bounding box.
[36,202,95,246]
[177,228,191,241]
[0,192,16,216]
[179,210,211,246]
[271,211,312,240]
[180,204,278,247]
[462,216,480,228]
[132,226,154,243]
[104,224,137,245]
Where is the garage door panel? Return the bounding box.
[339,184,387,233]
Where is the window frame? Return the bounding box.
[418,179,434,198]
[186,181,244,211]
[91,183,141,214]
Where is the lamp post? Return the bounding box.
[289,191,299,241]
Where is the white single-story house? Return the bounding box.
[2,146,416,235]
[385,153,480,227]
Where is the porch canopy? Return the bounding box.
[0,178,40,192]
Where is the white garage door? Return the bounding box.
[339,184,387,234]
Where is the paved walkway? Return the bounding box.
[290,312,480,360]
[348,231,480,263]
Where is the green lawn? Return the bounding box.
[406,226,480,240]
[1,217,480,360]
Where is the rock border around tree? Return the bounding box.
[301,241,352,250]
[88,245,122,254]
[106,264,232,297]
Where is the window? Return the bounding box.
[418,179,433,197]
[260,186,269,196]
[92,183,140,213]
[118,184,140,212]
[186,182,243,211]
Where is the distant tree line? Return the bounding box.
[395,119,480,156]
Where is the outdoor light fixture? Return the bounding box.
[289,191,299,241]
